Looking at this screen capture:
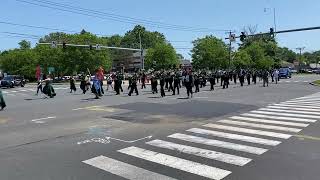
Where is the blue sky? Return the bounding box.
[1,0,319,59]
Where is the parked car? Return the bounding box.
[279,68,292,78]
[0,76,15,88]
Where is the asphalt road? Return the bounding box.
[0,74,320,180]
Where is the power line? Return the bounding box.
[0,21,77,33]
[0,20,109,36]
[29,0,229,32]
[0,32,42,38]
[15,0,230,33]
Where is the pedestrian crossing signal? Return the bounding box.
[63,42,67,49]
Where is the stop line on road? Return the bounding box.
[82,92,320,180]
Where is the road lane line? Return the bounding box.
[118,146,231,180]
[203,124,291,139]
[218,120,301,133]
[31,116,56,123]
[230,116,309,127]
[168,133,268,155]
[260,108,320,115]
[83,156,177,180]
[243,113,317,123]
[187,128,281,146]
[146,139,252,166]
[251,110,320,119]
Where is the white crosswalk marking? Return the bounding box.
[243,113,317,123]
[283,101,320,105]
[272,104,320,109]
[281,101,320,106]
[187,128,281,146]
[259,108,320,115]
[230,116,309,127]
[83,156,177,180]
[146,139,252,166]
[168,133,268,155]
[203,124,292,139]
[218,120,302,133]
[118,146,232,180]
[267,105,320,112]
[251,110,320,119]
[285,97,320,102]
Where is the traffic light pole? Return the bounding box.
[228,31,232,73]
[225,26,320,40]
[38,42,142,52]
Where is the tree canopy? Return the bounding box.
[145,42,179,70]
[191,35,229,70]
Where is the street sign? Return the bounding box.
[96,44,101,50]
[51,41,57,48]
[229,34,236,42]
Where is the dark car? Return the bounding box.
[0,76,15,88]
[0,75,26,88]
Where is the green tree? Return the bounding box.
[0,49,38,78]
[243,41,274,70]
[18,40,31,50]
[233,50,252,69]
[191,35,229,70]
[121,25,166,49]
[145,42,179,70]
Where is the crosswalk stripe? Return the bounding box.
[272,104,320,109]
[251,110,320,119]
[285,99,320,103]
[6,94,15,96]
[2,91,8,94]
[218,120,302,133]
[83,155,177,180]
[168,133,268,155]
[284,100,320,104]
[260,108,320,115]
[146,139,252,166]
[118,146,232,180]
[203,124,291,139]
[230,116,309,127]
[10,91,18,93]
[19,89,28,92]
[295,95,320,100]
[243,113,317,123]
[187,128,281,146]
[281,102,320,106]
[267,105,320,112]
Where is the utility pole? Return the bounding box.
[139,31,144,70]
[228,31,232,73]
[296,47,305,73]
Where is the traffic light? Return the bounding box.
[62,42,66,49]
[240,32,246,42]
[270,28,275,37]
[270,28,274,34]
